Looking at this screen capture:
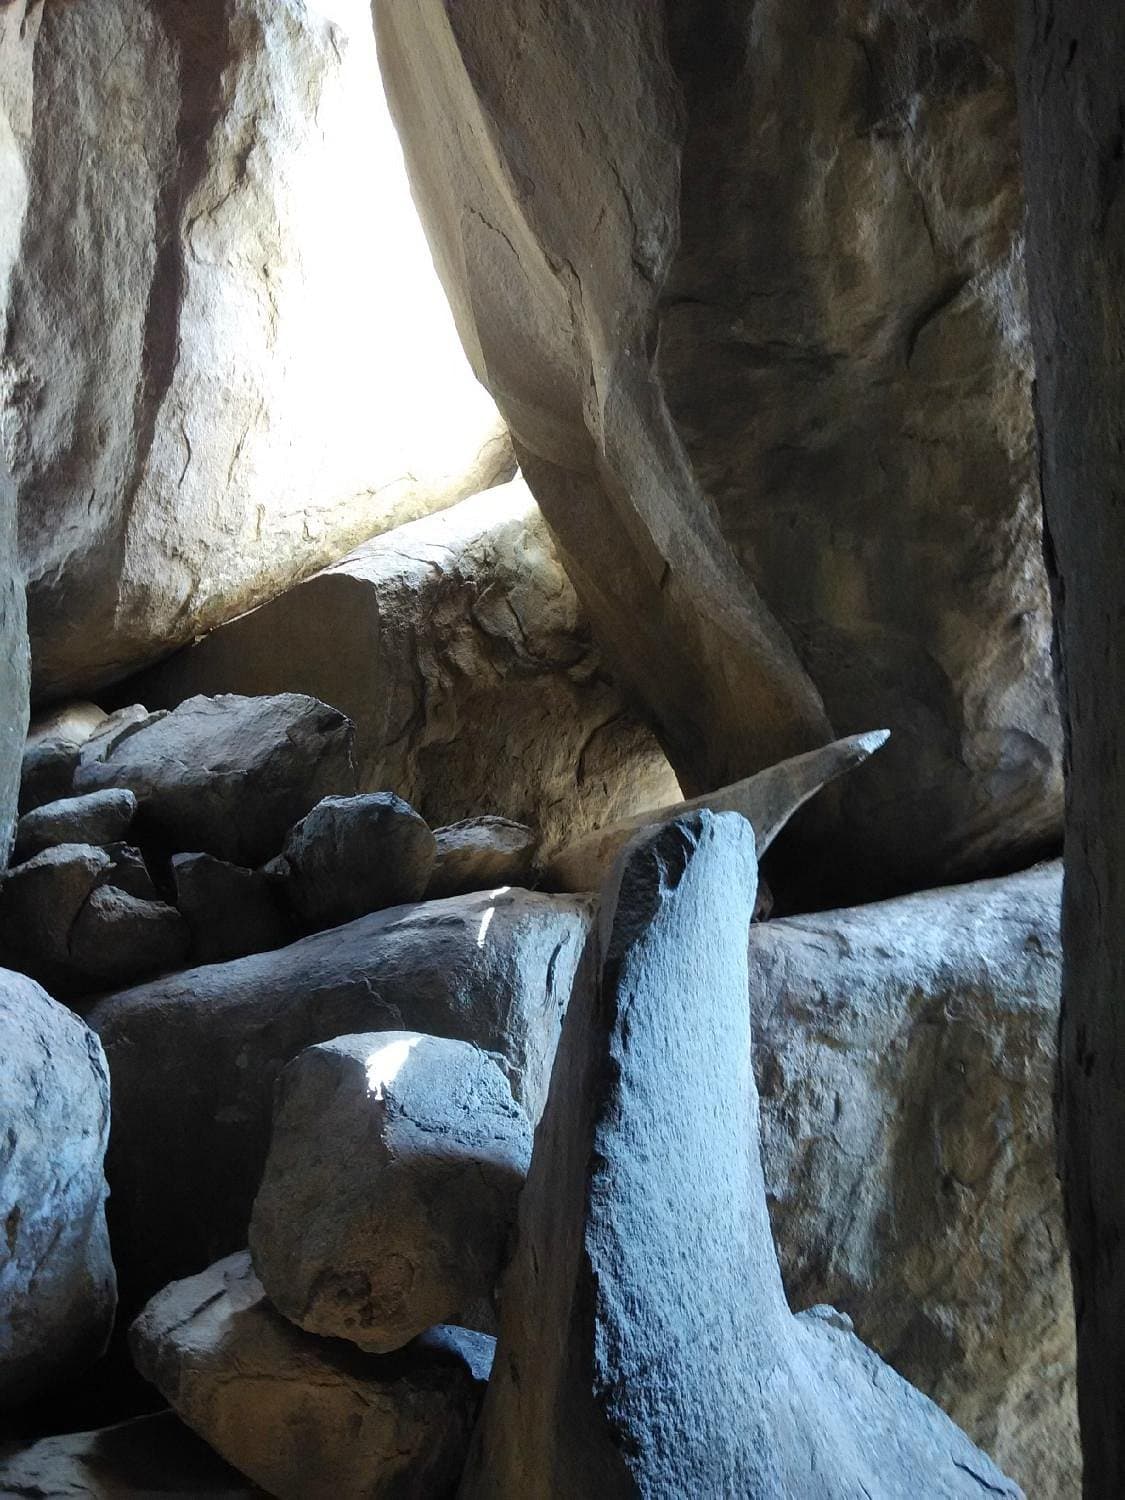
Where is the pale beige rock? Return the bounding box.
[129,481,680,855]
[375,0,1062,898]
[4,0,511,701]
[542,729,888,892]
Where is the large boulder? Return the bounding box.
[250,1032,532,1352]
[126,480,680,856]
[172,852,288,966]
[428,817,536,899]
[131,1253,493,1500]
[74,694,356,866]
[750,861,1074,1496]
[89,887,590,1309]
[461,811,1021,1497]
[14,787,137,862]
[375,0,1061,899]
[0,1412,264,1497]
[0,969,116,1408]
[5,0,511,703]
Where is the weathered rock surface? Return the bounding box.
[279,792,436,931]
[251,1032,531,1353]
[90,887,590,1308]
[6,0,511,702]
[429,817,536,899]
[751,861,1073,1496]
[462,812,1021,1498]
[0,843,186,994]
[74,694,356,866]
[19,703,109,815]
[127,480,680,855]
[131,1252,493,1500]
[0,1412,264,1497]
[172,852,287,965]
[0,968,116,1408]
[542,728,887,892]
[15,788,137,863]
[376,0,1061,899]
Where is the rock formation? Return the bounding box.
[428,817,537,899]
[461,811,1021,1496]
[1019,3,1125,1487]
[375,0,1062,898]
[127,479,681,854]
[131,1252,493,1500]
[1,969,116,1408]
[5,0,511,701]
[250,1032,531,1351]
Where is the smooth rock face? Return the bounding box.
[461,812,1021,1498]
[251,1032,532,1353]
[172,852,287,965]
[127,481,680,855]
[15,788,137,862]
[376,0,1061,898]
[5,0,511,701]
[74,694,356,866]
[0,1411,264,1497]
[0,969,116,1408]
[280,792,436,930]
[542,729,888,892]
[131,1252,493,1500]
[429,818,536,899]
[89,887,590,1308]
[751,861,1073,1497]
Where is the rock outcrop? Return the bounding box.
[74,694,356,866]
[462,811,1021,1497]
[250,1032,531,1352]
[750,861,1073,1496]
[0,969,116,1408]
[5,0,511,701]
[127,480,680,855]
[90,887,590,1308]
[131,1253,493,1500]
[375,0,1061,898]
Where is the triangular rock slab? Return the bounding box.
[460,810,1022,1498]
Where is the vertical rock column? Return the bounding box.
[1019,4,1125,1492]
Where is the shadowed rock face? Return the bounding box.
[460,811,1022,1497]
[3,0,510,702]
[375,0,1061,899]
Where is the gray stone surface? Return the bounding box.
[0,1412,264,1497]
[128,480,680,858]
[89,887,590,1309]
[15,787,137,862]
[751,861,1073,1497]
[5,0,510,701]
[376,0,1062,900]
[19,738,80,816]
[542,729,888,892]
[68,885,189,991]
[251,1031,531,1353]
[279,792,436,931]
[74,694,356,866]
[0,968,116,1408]
[131,1252,493,1500]
[428,817,537,899]
[172,852,288,965]
[461,812,1021,1497]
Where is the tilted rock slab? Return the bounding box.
[428,817,537,899]
[89,887,590,1310]
[128,480,680,855]
[751,859,1073,1497]
[131,1252,493,1500]
[74,694,356,866]
[0,969,116,1407]
[251,1032,532,1352]
[5,0,510,701]
[0,1411,264,1498]
[542,728,888,891]
[375,0,1061,899]
[460,812,1021,1497]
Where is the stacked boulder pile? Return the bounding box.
[0,686,1073,1495]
